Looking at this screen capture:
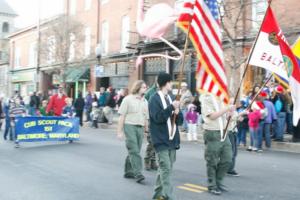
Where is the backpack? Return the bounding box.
[274,98,283,113]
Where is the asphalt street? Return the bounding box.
[0,126,300,200]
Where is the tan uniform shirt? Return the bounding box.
[118,94,149,126]
[200,94,226,130]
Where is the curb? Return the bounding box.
[179,131,300,154]
[99,116,300,154]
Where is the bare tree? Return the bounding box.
[39,14,87,87]
[219,0,254,69]
[217,0,267,94]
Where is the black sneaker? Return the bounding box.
[208,188,221,195]
[123,173,135,179]
[227,171,240,177]
[135,174,145,183]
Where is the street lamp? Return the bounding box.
[95,43,102,65]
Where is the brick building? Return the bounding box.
[96,0,192,93]
[7,0,300,98]
[221,0,300,95]
[97,0,300,96]
[0,0,17,96]
[8,0,99,98]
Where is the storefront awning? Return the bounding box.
[65,67,90,83]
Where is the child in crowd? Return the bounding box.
[38,100,49,116]
[247,101,265,152]
[9,97,26,148]
[185,103,198,141]
[62,98,75,118]
[62,98,76,143]
[90,101,100,128]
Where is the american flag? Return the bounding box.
[177,0,229,103]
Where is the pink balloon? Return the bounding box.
[135,0,182,70]
[137,1,178,39]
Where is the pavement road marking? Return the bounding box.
[184,183,208,191]
[177,186,203,193]
[177,183,208,193]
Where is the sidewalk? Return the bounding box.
[179,128,300,154]
[101,115,300,154]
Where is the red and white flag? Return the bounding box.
[249,7,289,80]
[290,38,300,126]
[249,6,300,125]
[177,0,229,104]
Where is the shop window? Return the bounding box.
[121,15,130,52]
[2,22,9,33]
[101,21,109,54]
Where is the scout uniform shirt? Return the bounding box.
[118,94,149,126]
[200,93,226,131]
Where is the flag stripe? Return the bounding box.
[194,1,222,45]
[196,1,222,40]
[190,27,228,90]
[197,63,228,103]
[190,22,225,79]
[193,6,223,62]
[178,0,229,104]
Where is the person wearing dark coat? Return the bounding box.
[74,92,85,126]
[271,85,288,141]
[104,88,116,124]
[148,72,183,200]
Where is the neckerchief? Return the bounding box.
[158,91,176,140]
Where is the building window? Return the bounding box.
[29,42,37,67]
[252,0,268,30]
[101,0,108,5]
[84,27,91,57]
[70,0,77,15]
[121,15,130,52]
[14,47,21,68]
[101,21,109,54]
[69,33,76,61]
[0,67,7,86]
[47,36,56,64]
[85,0,92,10]
[2,22,9,33]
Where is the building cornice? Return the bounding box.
[7,15,62,39]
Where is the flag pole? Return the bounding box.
[170,5,195,138]
[231,73,274,131]
[222,0,273,140]
[247,74,274,109]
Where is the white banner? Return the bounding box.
[249,32,288,80]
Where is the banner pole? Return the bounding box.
[170,3,195,138]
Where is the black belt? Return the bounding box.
[134,125,143,127]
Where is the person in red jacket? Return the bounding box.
[46,87,67,116]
